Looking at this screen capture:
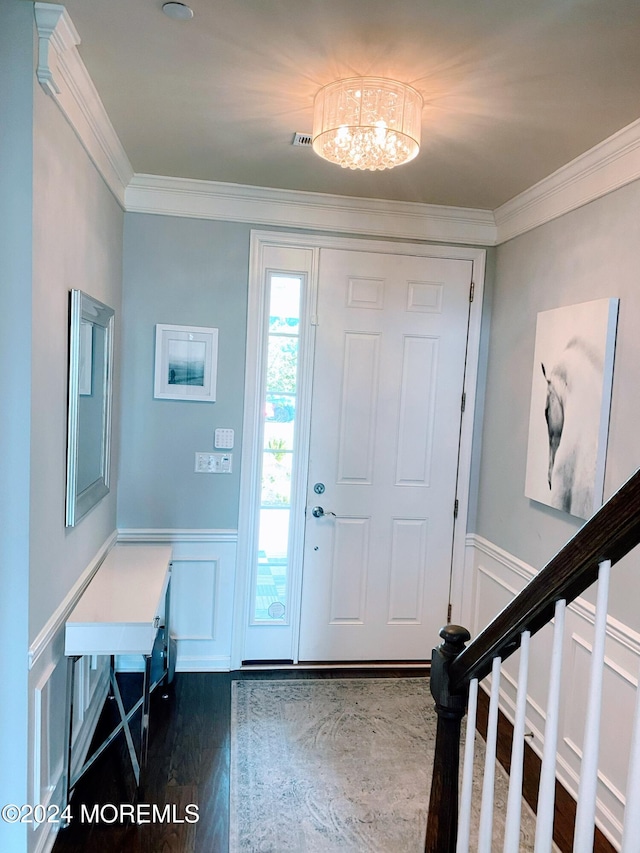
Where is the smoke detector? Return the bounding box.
[162,3,194,21]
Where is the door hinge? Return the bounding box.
[453,499,459,518]
[469,281,475,303]
[461,391,466,413]
[447,603,453,623]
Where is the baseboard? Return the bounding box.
[176,655,232,672]
[116,653,232,673]
[475,686,616,853]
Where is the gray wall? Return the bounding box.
[118,214,251,529]
[476,178,640,630]
[0,6,124,847]
[118,217,493,533]
[30,68,124,641]
[0,3,34,849]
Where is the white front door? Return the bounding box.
[298,248,473,662]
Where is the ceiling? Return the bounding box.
[61,0,640,211]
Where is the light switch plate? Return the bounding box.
[195,452,233,473]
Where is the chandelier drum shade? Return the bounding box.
[312,77,423,171]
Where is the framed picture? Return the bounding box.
[524,298,618,520]
[154,324,218,402]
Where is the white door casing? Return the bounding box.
[232,232,486,668]
[298,249,473,661]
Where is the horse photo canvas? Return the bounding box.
[524,298,618,519]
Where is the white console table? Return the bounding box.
[63,542,173,809]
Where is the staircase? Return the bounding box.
[425,467,640,852]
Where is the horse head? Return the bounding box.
[542,362,564,489]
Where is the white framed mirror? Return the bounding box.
[66,290,115,527]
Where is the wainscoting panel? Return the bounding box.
[467,534,640,849]
[117,530,238,672]
[28,536,114,853]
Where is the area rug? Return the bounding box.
[230,678,537,852]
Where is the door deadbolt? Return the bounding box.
[313,482,325,494]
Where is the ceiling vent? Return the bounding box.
[292,132,313,147]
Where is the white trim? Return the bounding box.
[232,231,487,668]
[494,117,640,243]
[467,533,640,657]
[117,528,238,544]
[117,653,232,673]
[468,533,538,584]
[30,662,110,853]
[33,3,133,208]
[28,531,117,669]
[233,240,319,666]
[175,654,231,672]
[447,244,486,624]
[33,661,56,817]
[125,173,497,246]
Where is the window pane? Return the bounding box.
[258,508,290,558]
[263,420,295,450]
[257,508,288,619]
[261,452,292,506]
[253,273,303,624]
[269,276,301,333]
[265,392,296,424]
[266,337,298,394]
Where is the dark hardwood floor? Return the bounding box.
[52,668,429,853]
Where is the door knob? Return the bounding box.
[311,506,336,518]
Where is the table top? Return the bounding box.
[67,542,173,628]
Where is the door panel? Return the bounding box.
[298,249,472,662]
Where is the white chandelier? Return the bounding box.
[312,77,423,171]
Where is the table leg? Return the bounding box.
[141,652,152,771]
[109,663,140,785]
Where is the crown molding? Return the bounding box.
[33,3,133,208]
[32,5,640,244]
[125,174,498,246]
[494,117,640,244]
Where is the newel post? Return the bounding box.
[424,624,471,853]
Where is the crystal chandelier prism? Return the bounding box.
[312,77,423,171]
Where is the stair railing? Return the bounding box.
[425,467,640,852]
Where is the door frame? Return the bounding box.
[230,230,487,669]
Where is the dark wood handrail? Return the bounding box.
[449,466,640,691]
[425,467,640,852]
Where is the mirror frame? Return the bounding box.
[65,289,115,527]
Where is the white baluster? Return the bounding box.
[503,630,531,853]
[478,656,502,853]
[573,559,610,851]
[456,677,479,853]
[534,598,566,853]
[621,645,640,851]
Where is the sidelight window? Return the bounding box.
[252,274,302,623]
